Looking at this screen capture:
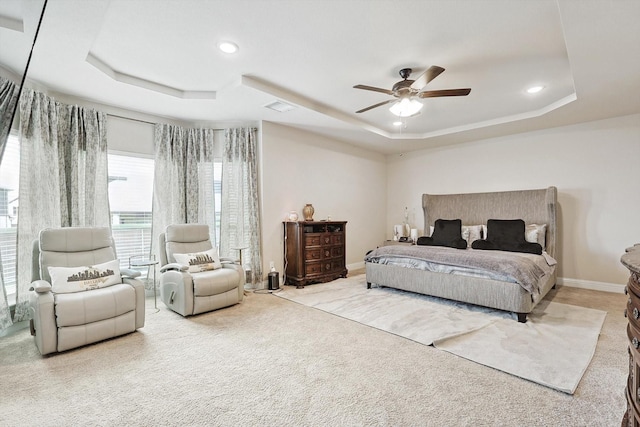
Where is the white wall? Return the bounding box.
[260,121,387,280]
[387,113,640,286]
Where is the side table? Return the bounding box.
[129,255,159,313]
[231,246,251,287]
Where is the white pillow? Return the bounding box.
[48,259,121,294]
[461,226,471,245]
[525,224,547,249]
[466,225,484,247]
[173,248,222,273]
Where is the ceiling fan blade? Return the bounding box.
[353,84,394,96]
[410,65,445,90]
[356,99,396,113]
[418,88,471,98]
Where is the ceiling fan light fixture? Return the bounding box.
[389,98,423,117]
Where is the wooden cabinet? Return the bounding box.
[623,244,640,427]
[284,221,347,288]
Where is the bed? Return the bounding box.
[364,187,558,322]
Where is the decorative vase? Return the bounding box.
[303,204,315,221]
[288,211,299,221]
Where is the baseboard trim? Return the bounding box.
[347,261,365,272]
[558,277,625,294]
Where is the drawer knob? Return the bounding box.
[634,308,639,320]
[325,238,330,244]
[325,251,330,257]
[633,337,639,349]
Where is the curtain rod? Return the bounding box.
[107,113,225,131]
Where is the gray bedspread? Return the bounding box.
[364,245,552,294]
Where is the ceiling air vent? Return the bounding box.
[264,100,296,113]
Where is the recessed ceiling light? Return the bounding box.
[393,121,403,126]
[526,85,544,94]
[218,41,239,54]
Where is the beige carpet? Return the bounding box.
[276,276,607,394]
[0,273,628,426]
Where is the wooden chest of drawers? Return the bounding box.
[284,221,347,288]
[623,244,640,427]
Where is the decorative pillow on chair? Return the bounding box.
[471,219,542,255]
[173,248,222,273]
[48,259,122,294]
[417,219,467,249]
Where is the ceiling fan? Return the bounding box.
[354,66,471,117]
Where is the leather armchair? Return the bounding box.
[29,227,145,355]
[159,224,243,316]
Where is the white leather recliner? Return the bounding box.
[28,227,145,355]
[159,224,244,316]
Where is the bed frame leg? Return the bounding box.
[367,282,371,289]
[516,313,527,323]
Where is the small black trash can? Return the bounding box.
[268,272,280,290]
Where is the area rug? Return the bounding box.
[276,276,607,394]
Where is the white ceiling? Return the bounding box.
[1,0,639,155]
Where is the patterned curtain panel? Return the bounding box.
[0,76,19,330]
[220,127,262,289]
[151,124,215,265]
[57,105,110,227]
[0,76,19,161]
[13,89,110,323]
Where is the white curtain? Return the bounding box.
[13,89,110,322]
[0,75,19,159]
[151,124,215,264]
[0,76,19,329]
[220,127,262,289]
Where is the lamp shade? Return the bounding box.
[389,98,423,117]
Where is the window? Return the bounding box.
[107,153,154,270]
[0,133,20,300]
[213,159,222,245]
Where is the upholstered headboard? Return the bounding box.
[422,187,557,258]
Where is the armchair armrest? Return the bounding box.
[120,268,142,279]
[29,280,52,294]
[161,263,188,273]
[121,268,142,278]
[220,257,239,264]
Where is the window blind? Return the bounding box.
[108,153,154,270]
